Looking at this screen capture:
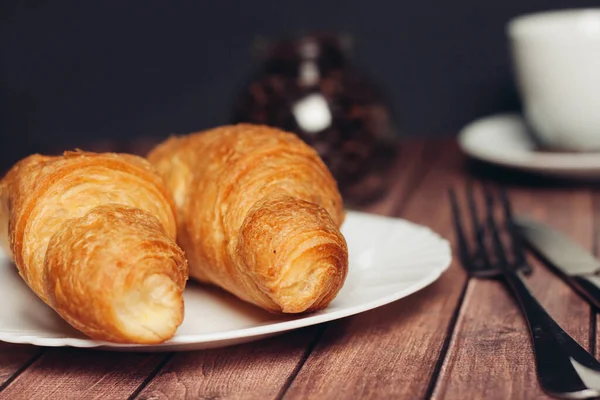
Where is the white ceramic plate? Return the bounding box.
[0,211,451,352]
[458,113,600,179]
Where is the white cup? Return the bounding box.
[508,9,600,151]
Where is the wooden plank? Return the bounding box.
[131,141,432,399]
[135,327,317,400]
[432,183,594,398]
[0,343,42,388]
[0,349,167,400]
[283,141,468,399]
[362,142,429,216]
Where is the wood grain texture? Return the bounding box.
[283,141,468,399]
[135,328,317,400]
[432,184,594,399]
[132,142,430,400]
[0,343,42,388]
[361,142,428,216]
[0,349,168,400]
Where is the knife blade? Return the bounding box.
[515,216,600,310]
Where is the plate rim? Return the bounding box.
[0,211,452,350]
[458,113,600,173]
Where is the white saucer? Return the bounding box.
[458,113,600,179]
[0,211,451,352]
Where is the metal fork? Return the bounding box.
[450,184,600,399]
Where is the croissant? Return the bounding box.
[148,124,348,313]
[0,151,188,344]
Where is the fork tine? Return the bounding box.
[466,182,492,270]
[482,185,510,268]
[449,188,472,268]
[499,188,533,275]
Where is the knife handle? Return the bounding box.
[572,275,600,311]
[504,270,600,397]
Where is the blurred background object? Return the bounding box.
[1,0,598,168]
[232,32,396,204]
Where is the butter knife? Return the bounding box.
[515,217,600,310]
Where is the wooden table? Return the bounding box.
[1,139,598,399]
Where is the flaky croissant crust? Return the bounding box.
[149,124,348,313]
[0,151,188,343]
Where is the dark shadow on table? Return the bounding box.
[465,158,600,190]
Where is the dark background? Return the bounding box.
[1,1,597,167]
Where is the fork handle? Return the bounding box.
[503,270,600,398]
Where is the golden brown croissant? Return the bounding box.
[148,124,348,313]
[0,151,188,344]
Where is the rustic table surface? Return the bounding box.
[1,139,598,400]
